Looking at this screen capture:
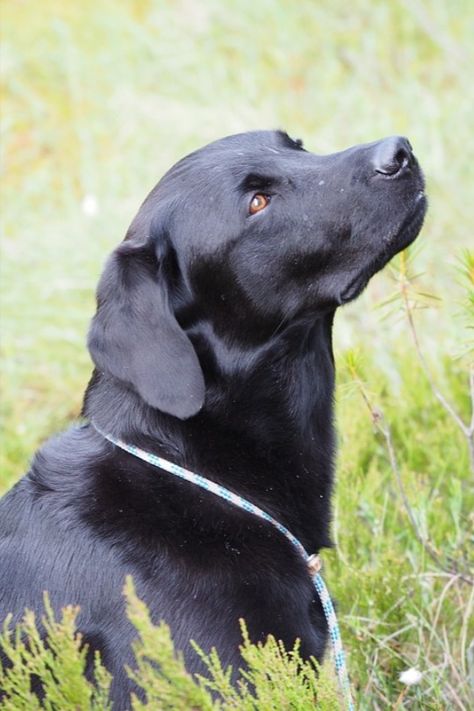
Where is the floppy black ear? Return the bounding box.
[87,239,205,419]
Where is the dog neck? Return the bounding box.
[84,311,334,439]
[82,311,336,548]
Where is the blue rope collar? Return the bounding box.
[93,424,353,709]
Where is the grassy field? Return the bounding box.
[1,1,473,708]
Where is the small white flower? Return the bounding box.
[399,668,422,686]
[81,194,99,218]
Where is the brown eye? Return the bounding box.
[249,193,270,215]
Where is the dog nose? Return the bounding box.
[372,136,413,177]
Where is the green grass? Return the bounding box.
[1,0,473,708]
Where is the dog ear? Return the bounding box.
[87,237,205,419]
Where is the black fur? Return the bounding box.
[0,130,426,708]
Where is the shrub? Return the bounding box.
[0,577,340,710]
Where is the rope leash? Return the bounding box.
[93,424,354,709]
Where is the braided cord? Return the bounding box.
[94,425,353,709]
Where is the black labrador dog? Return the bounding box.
[0,130,426,707]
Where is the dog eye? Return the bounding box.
[249,194,270,215]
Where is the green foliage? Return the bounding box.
[124,577,215,711]
[126,575,340,709]
[195,623,340,710]
[0,579,339,710]
[0,596,112,710]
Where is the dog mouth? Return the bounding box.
[339,195,427,304]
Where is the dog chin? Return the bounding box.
[338,197,427,306]
[389,195,427,254]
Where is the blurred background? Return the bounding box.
[1,1,473,708]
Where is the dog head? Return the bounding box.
[88,130,426,418]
